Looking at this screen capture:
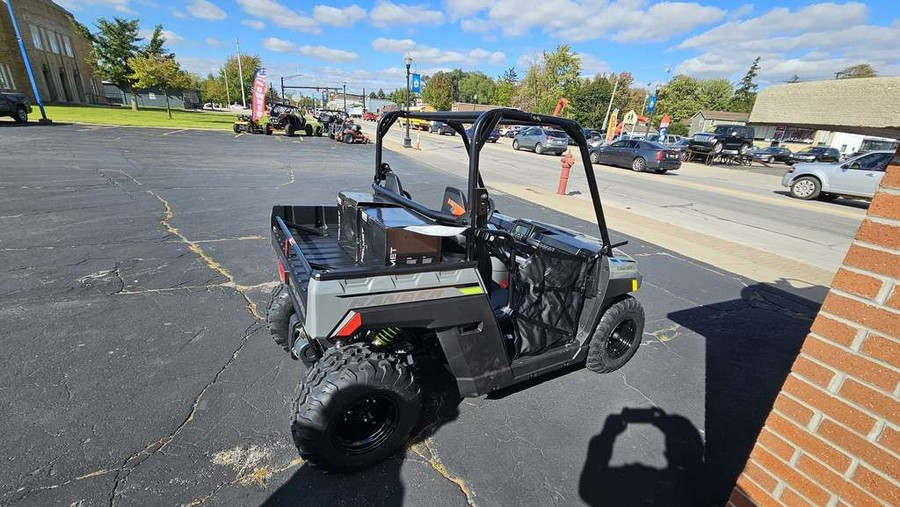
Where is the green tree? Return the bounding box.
[667,122,689,136]
[421,72,453,110]
[568,75,614,127]
[129,54,191,118]
[376,88,386,99]
[143,24,168,58]
[655,75,701,123]
[200,72,227,105]
[513,45,580,115]
[494,67,518,106]
[786,74,801,83]
[729,56,761,113]
[458,71,495,104]
[217,54,261,107]
[834,63,877,79]
[388,87,408,107]
[90,18,141,110]
[697,78,733,111]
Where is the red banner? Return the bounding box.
[251,68,267,121]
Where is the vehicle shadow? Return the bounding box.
[262,361,462,507]
[579,279,821,506]
[771,190,870,210]
[0,120,68,127]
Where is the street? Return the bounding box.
[1,123,829,506]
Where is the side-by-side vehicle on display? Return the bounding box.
[266,108,646,472]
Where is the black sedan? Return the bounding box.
[430,121,456,135]
[791,146,841,164]
[750,146,793,164]
[590,139,682,173]
[465,127,500,143]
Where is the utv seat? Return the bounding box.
[440,186,467,217]
[382,172,410,198]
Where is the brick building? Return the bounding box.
[0,0,103,104]
[731,79,900,506]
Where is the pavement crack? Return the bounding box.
[147,190,263,320]
[107,322,263,506]
[10,468,115,503]
[620,371,658,407]
[409,439,475,506]
[278,169,295,188]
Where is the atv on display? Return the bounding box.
[267,108,645,473]
[265,103,307,137]
[232,114,265,134]
[338,123,370,144]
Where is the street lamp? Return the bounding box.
[342,81,347,114]
[403,54,413,148]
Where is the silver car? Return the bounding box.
[781,150,893,200]
[512,126,570,155]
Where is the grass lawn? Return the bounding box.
[41,104,237,130]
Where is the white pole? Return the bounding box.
[236,38,247,108]
[602,76,619,133]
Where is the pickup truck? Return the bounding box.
[0,91,32,123]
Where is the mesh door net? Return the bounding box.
[509,245,594,356]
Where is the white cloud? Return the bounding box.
[729,3,754,20]
[313,5,367,27]
[444,0,485,19]
[55,0,136,15]
[241,19,266,30]
[236,0,319,33]
[172,9,188,18]
[205,37,222,47]
[187,0,227,21]
[456,1,725,43]
[370,0,445,28]
[673,3,900,83]
[372,37,417,52]
[179,56,225,76]
[578,53,611,77]
[262,37,359,63]
[138,28,185,45]
[372,37,506,68]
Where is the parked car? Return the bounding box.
[590,139,682,173]
[512,126,570,155]
[0,91,31,123]
[666,138,692,161]
[688,125,755,155]
[790,146,841,164]
[750,146,793,164]
[430,121,456,135]
[781,150,893,200]
[362,111,379,121]
[464,127,500,142]
[501,125,522,138]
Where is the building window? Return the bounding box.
[29,24,43,50]
[62,36,74,57]
[0,63,16,90]
[46,29,60,54]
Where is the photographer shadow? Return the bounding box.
[579,408,704,507]
[262,361,462,507]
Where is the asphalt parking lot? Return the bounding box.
[0,124,820,506]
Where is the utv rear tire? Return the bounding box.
[343,133,353,144]
[233,124,241,133]
[315,126,323,137]
[285,123,295,137]
[266,283,293,352]
[305,124,313,136]
[291,343,421,472]
[586,296,644,373]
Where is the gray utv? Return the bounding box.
[267,108,645,472]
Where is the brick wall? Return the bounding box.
[730,150,900,506]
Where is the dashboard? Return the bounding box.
[489,213,602,258]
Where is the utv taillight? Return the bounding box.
[277,260,287,283]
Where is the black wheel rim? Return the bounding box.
[607,319,637,359]
[333,394,398,455]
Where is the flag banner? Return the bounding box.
[252,68,267,121]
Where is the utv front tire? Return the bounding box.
[292,344,421,472]
[266,283,293,352]
[586,296,644,373]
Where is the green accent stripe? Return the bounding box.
[458,286,484,295]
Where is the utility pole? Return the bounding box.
[223,65,231,106]
[5,0,50,122]
[362,87,366,112]
[602,76,618,135]
[342,81,347,114]
[403,54,412,148]
[235,38,247,108]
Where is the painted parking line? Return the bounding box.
[233,133,245,138]
[162,129,189,136]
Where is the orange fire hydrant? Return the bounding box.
[557,150,575,195]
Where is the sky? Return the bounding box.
[55,0,900,98]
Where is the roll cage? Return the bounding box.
[373,108,615,256]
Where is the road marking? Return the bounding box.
[233,133,244,138]
[162,129,188,136]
